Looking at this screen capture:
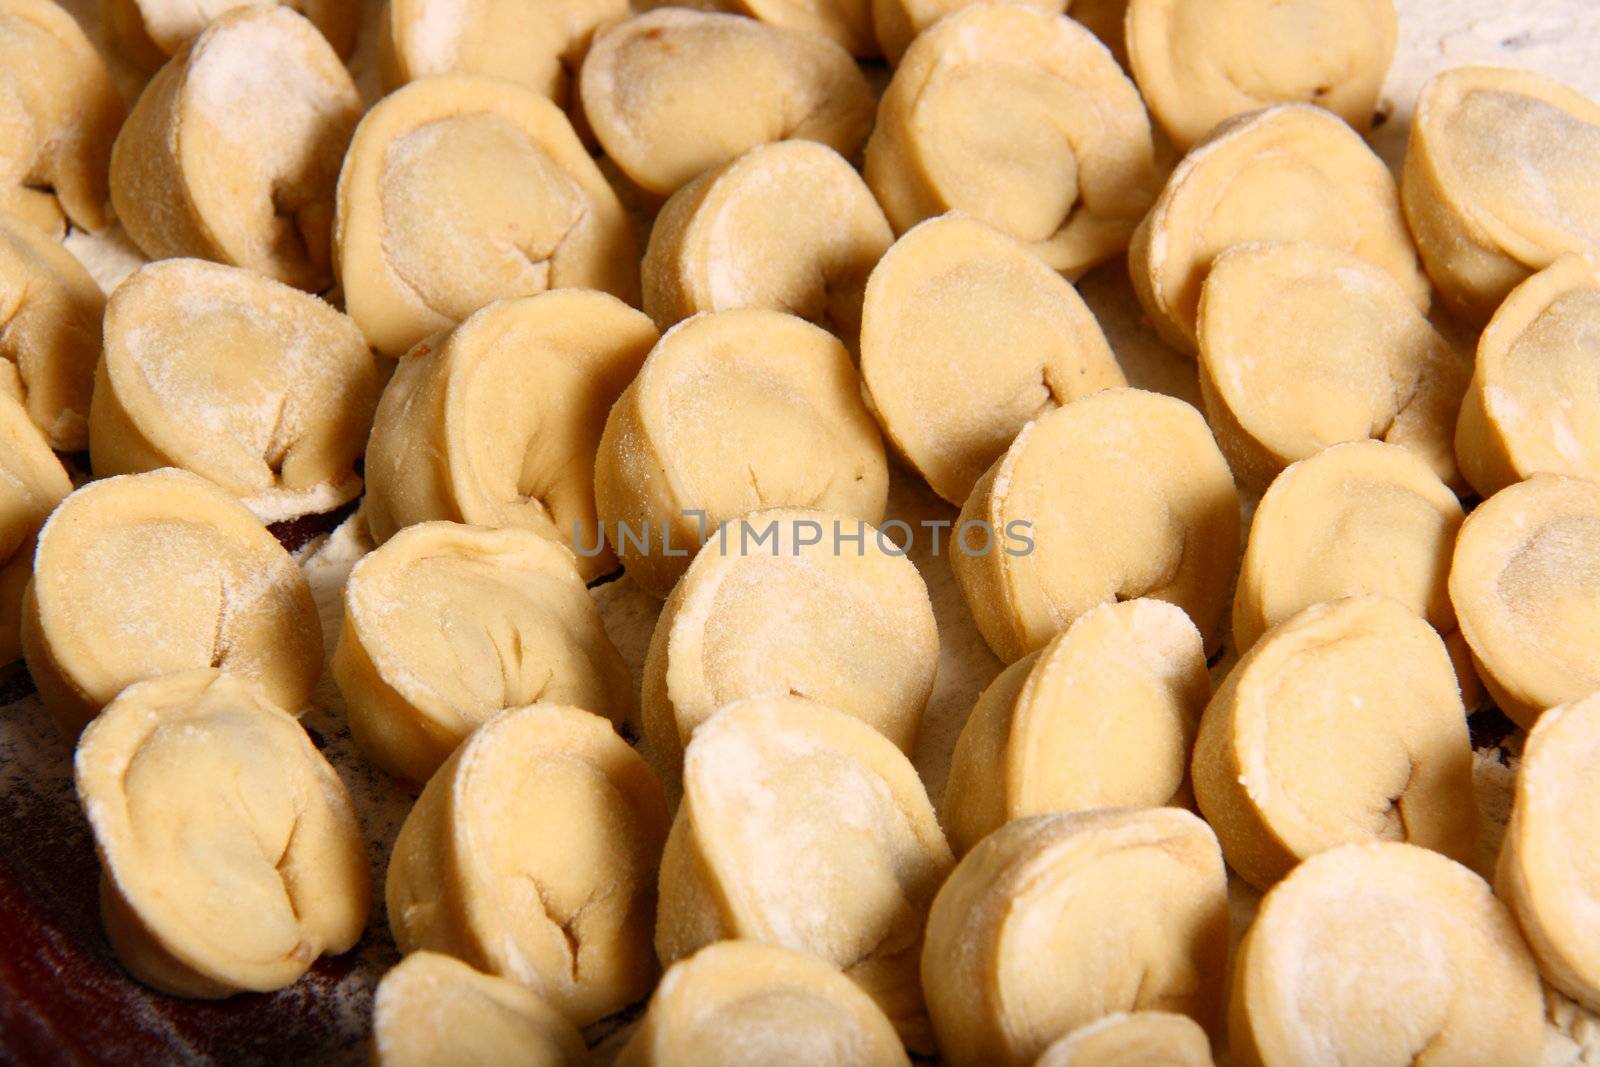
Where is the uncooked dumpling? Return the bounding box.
[922,809,1230,1067]
[102,0,359,71]
[109,5,362,292]
[362,291,657,578]
[865,4,1159,278]
[941,599,1208,855]
[336,74,638,357]
[1034,1012,1215,1067]
[90,259,381,523]
[0,394,70,665]
[1402,66,1600,325]
[386,703,668,1027]
[656,695,953,1050]
[1230,842,1544,1067]
[21,468,323,735]
[642,139,892,344]
[859,214,1126,505]
[580,9,875,199]
[617,942,910,1067]
[871,0,1064,65]
[594,309,888,598]
[333,522,633,785]
[953,388,1239,663]
[75,669,369,997]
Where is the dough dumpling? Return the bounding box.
[871,0,1064,65]
[101,0,359,71]
[0,394,70,665]
[1034,1012,1215,1067]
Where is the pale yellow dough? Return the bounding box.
[617,942,911,1067]
[1125,0,1397,149]
[22,468,322,735]
[1449,475,1600,728]
[0,215,105,451]
[1230,842,1544,1067]
[952,388,1239,663]
[75,669,369,998]
[941,598,1208,856]
[1197,242,1468,491]
[90,259,381,523]
[100,0,359,71]
[0,394,70,665]
[656,696,953,1050]
[871,0,1064,65]
[109,5,361,292]
[1192,596,1474,890]
[1402,66,1600,326]
[865,4,1159,278]
[386,704,668,1027]
[1130,104,1428,354]
[371,951,588,1067]
[362,291,657,578]
[335,74,638,357]
[922,809,1230,1067]
[580,9,875,199]
[641,139,892,344]
[859,214,1126,505]
[594,309,888,598]
[1456,254,1600,496]
[333,521,633,786]
[1033,1012,1215,1067]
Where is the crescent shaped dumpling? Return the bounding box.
[333,521,634,786]
[0,0,123,235]
[921,809,1230,1067]
[641,139,893,343]
[101,0,359,71]
[1229,842,1544,1067]
[371,951,588,1067]
[0,394,70,665]
[865,4,1159,279]
[594,309,888,598]
[1130,104,1428,354]
[941,598,1209,856]
[1449,474,1600,728]
[0,215,105,451]
[386,703,668,1026]
[579,9,875,199]
[642,507,938,782]
[21,468,323,735]
[952,388,1239,663]
[89,259,381,523]
[1192,596,1475,891]
[1034,1012,1215,1067]
[859,213,1126,505]
[1456,254,1600,497]
[362,291,658,579]
[1402,66,1600,326]
[870,0,1065,66]
[74,669,369,998]
[1125,0,1397,149]
[109,5,362,292]
[335,74,638,357]
[617,941,911,1067]
[1196,242,1469,491]
[656,696,953,1050]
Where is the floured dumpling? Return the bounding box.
[871,0,1064,65]
[102,0,359,71]
[1034,1012,1215,1067]
[0,394,70,665]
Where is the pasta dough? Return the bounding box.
[1034,1012,1215,1067]
[952,388,1238,663]
[921,809,1230,1067]
[871,0,1064,65]
[101,0,358,71]
[90,259,381,523]
[593,309,887,598]
[387,704,667,1026]
[21,468,323,735]
[109,5,361,292]
[0,394,70,665]
[656,695,952,1050]
[1402,66,1600,326]
[74,669,369,997]
[1192,596,1475,890]
[335,74,637,357]
[1230,843,1544,1067]
[617,942,910,1067]
[362,291,657,578]
[1196,242,1468,490]
[865,4,1159,278]
[859,214,1126,505]
[1130,104,1428,354]
[687,0,876,60]
[333,522,633,785]
[641,140,892,344]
